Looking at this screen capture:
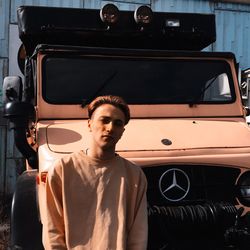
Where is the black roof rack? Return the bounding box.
[17,5,216,56]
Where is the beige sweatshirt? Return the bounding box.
[43,151,148,250]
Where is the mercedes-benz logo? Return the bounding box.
[159,168,190,202]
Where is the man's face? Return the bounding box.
[88,104,126,151]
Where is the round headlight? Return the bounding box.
[100,4,119,25]
[236,171,250,207]
[134,5,153,25]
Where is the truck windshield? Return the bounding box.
[42,55,235,105]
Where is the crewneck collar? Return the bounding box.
[81,149,119,165]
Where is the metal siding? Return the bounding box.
[214,8,250,69]
[83,0,99,9]
[100,0,150,6]
[152,0,212,13]
[84,0,147,9]
[0,125,6,195]
[109,0,150,3]
[0,58,8,194]
[0,59,8,107]
[215,2,250,12]
[0,0,10,57]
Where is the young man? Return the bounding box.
[43,95,148,249]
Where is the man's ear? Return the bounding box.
[88,119,92,132]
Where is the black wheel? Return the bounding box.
[11,170,43,250]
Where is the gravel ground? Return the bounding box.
[0,196,11,250]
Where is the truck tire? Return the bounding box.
[11,170,43,250]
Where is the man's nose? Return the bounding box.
[106,121,114,131]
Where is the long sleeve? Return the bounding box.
[43,161,67,250]
[127,171,148,250]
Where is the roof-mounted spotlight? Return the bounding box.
[134,5,153,26]
[100,4,119,26]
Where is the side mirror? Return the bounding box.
[3,76,35,120]
[3,76,37,169]
[2,76,23,105]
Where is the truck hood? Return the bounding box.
[42,118,250,153]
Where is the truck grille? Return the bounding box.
[143,165,240,206]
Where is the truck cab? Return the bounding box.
[3,4,250,250]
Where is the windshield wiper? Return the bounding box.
[189,76,217,107]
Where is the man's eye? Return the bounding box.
[101,118,110,124]
[114,120,124,127]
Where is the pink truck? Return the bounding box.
[3,4,250,250]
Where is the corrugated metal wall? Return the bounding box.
[152,0,213,13]
[214,2,250,70]
[0,0,10,196]
[0,123,6,194]
[1,0,250,195]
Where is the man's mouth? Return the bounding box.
[102,135,113,140]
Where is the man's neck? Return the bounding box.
[87,147,116,161]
